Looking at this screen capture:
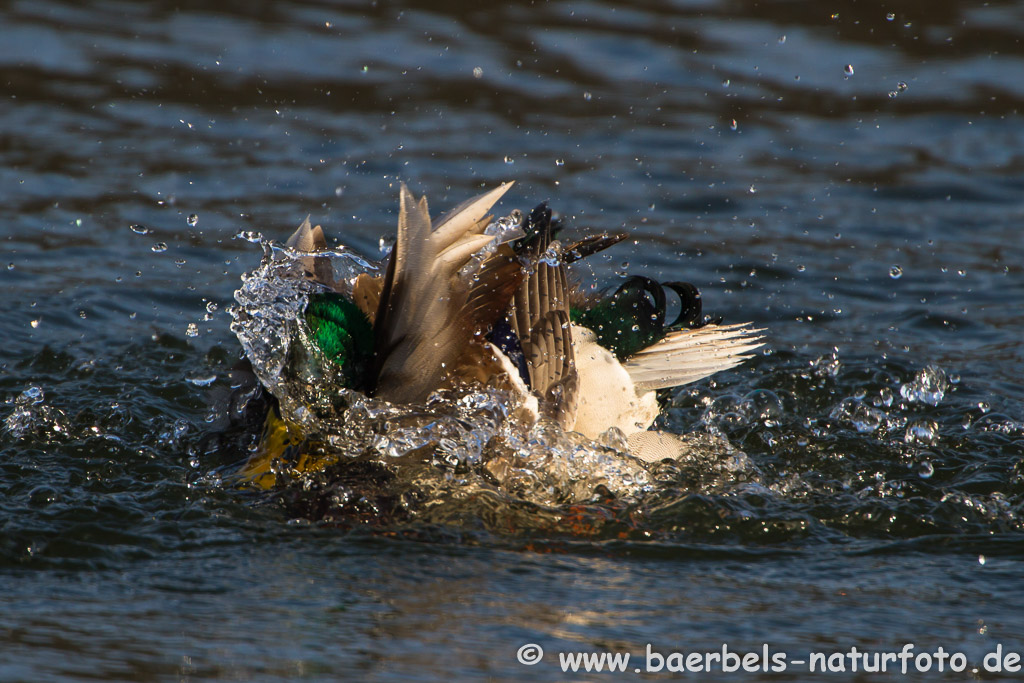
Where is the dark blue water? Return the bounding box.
[3,0,1024,680]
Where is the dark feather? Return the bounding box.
[505,203,579,427]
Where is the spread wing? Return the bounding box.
[505,204,578,426]
[370,182,517,403]
[622,323,765,392]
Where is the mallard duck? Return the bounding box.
[239,182,763,483]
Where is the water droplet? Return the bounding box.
[889,265,903,279]
[844,64,855,77]
[186,323,199,338]
[130,224,150,235]
[151,242,168,253]
[901,365,949,406]
[904,418,939,445]
[831,12,840,20]
[897,81,908,92]
[583,91,592,101]
[30,319,39,328]
[206,301,218,313]
[830,398,884,433]
[796,264,806,272]
[777,35,786,44]
[730,119,738,131]
[186,374,217,387]
[235,230,262,243]
[555,159,565,166]
[886,12,895,21]
[721,79,730,88]
[472,66,483,79]
[6,263,13,270]
[187,213,198,227]
[748,185,757,194]
[978,554,986,566]
[503,156,515,165]
[917,460,934,478]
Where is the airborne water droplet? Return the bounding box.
[886,12,895,21]
[889,265,903,279]
[844,64,855,77]
[235,230,262,243]
[186,323,199,338]
[187,213,198,226]
[917,460,934,478]
[151,242,168,253]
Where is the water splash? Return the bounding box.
[224,231,748,516]
[900,365,949,406]
[3,386,70,441]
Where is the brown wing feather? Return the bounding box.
[285,216,335,287]
[505,212,579,428]
[351,273,382,324]
[370,183,515,403]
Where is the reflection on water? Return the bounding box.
[2,0,1024,680]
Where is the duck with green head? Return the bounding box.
[239,182,763,483]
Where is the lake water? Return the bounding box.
[3,0,1024,680]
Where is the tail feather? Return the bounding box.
[285,216,334,287]
[623,324,765,392]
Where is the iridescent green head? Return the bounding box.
[573,277,703,359]
[304,292,374,389]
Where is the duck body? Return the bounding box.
[241,182,763,476]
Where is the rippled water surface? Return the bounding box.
[4,0,1024,680]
